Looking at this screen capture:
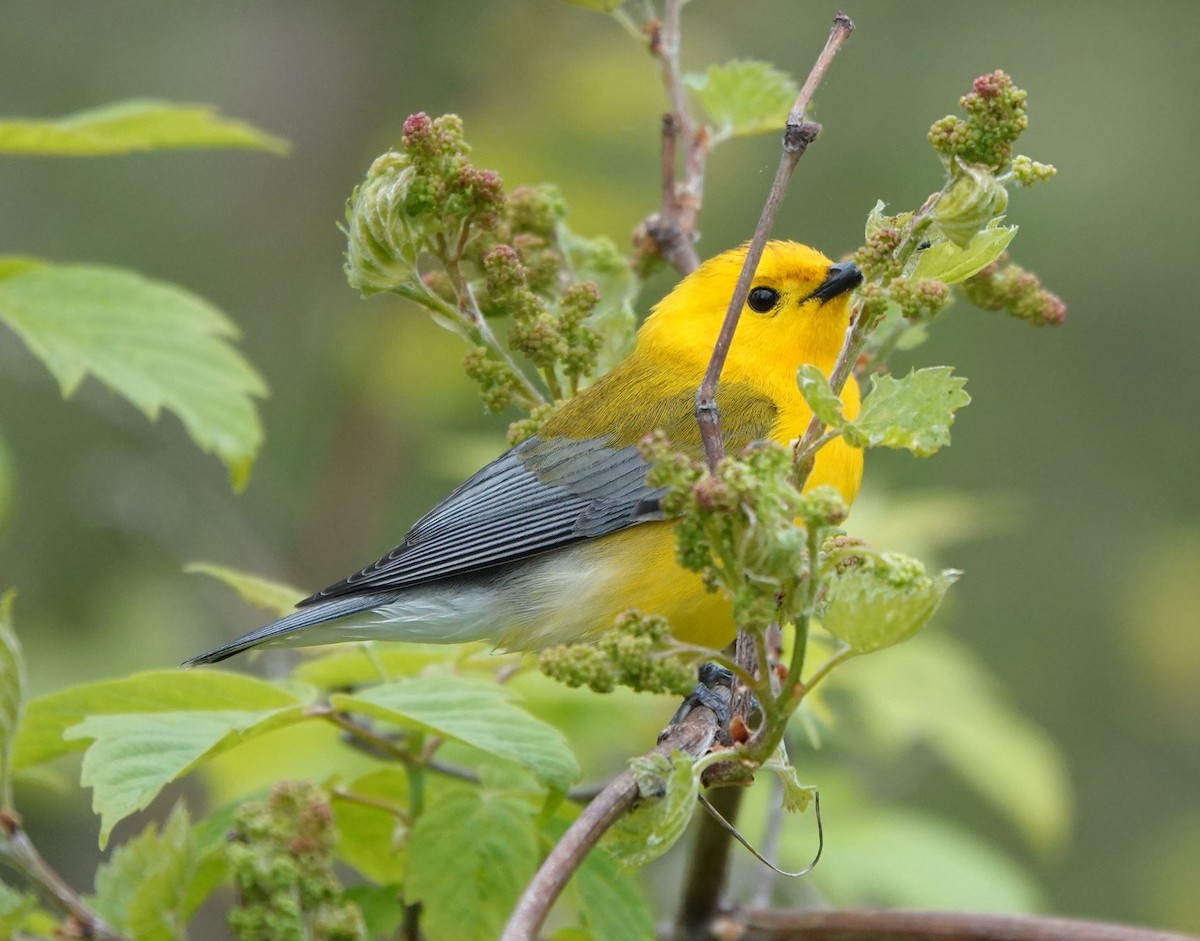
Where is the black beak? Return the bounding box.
[810,260,863,303]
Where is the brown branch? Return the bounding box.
[0,812,129,941]
[640,0,705,275]
[500,682,731,941]
[672,785,745,941]
[694,12,855,472]
[725,908,1200,941]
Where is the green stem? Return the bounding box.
[803,644,856,694]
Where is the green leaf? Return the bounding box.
[829,634,1072,852]
[185,562,303,617]
[91,802,209,941]
[407,787,538,941]
[331,675,580,792]
[685,60,798,139]
[0,99,289,156]
[0,256,46,283]
[332,768,409,885]
[0,881,39,940]
[342,885,405,940]
[762,745,816,813]
[13,669,303,770]
[560,0,626,11]
[0,591,25,806]
[844,367,970,457]
[604,751,697,868]
[0,264,267,489]
[572,843,655,941]
[809,807,1044,911]
[913,223,1016,284]
[796,364,847,429]
[67,703,307,847]
[821,552,959,654]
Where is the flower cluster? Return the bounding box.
[963,256,1068,326]
[538,609,698,696]
[227,782,365,941]
[928,69,1030,171]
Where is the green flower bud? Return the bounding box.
[934,160,1009,248]
[343,152,421,296]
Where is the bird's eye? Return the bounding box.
[747,286,780,313]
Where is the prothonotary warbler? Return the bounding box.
[186,240,863,666]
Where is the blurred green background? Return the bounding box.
[1,0,1198,932]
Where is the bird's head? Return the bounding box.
[638,240,862,382]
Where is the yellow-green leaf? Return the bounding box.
[604,751,697,868]
[0,99,289,156]
[685,60,798,140]
[331,675,580,792]
[407,787,538,941]
[913,224,1016,284]
[185,562,303,618]
[0,264,267,489]
[12,669,302,770]
[844,367,970,457]
[0,591,24,806]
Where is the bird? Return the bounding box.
[185,240,864,666]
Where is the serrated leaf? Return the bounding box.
[0,264,267,489]
[407,787,538,941]
[604,751,697,868]
[844,367,970,457]
[67,704,306,847]
[762,746,816,813]
[913,224,1016,284]
[685,60,798,139]
[13,669,303,770]
[185,562,303,617]
[0,591,25,806]
[829,634,1071,851]
[332,768,409,885]
[0,99,289,156]
[92,802,196,941]
[796,364,847,429]
[331,675,580,792]
[821,553,959,654]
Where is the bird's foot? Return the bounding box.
[668,662,734,728]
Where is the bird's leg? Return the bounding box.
[668,662,735,729]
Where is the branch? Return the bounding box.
[726,908,1200,941]
[641,0,705,275]
[500,681,731,941]
[0,812,129,941]
[672,785,745,941]
[694,12,855,472]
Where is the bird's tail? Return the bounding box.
[182,592,400,666]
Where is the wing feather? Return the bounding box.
[300,378,778,605]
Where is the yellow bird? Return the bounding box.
[186,241,863,666]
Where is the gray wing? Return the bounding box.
[299,434,664,605]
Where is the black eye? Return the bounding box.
[747,286,780,313]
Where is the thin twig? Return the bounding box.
[725,908,1200,941]
[694,13,855,472]
[0,813,128,941]
[500,682,731,941]
[641,0,704,274]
